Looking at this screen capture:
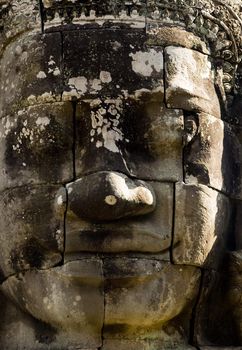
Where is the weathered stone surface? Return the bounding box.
[1,259,104,349]
[65,181,173,254]
[165,46,220,118]
[63,30,164,100]
[0,103,74,189]
[146,26,209,55]
[0,32,63,118]
[1,3,242,347]
[184,113,242,198]
[0,0,41,55]
[66,171,156,221]
[194,257,242,347]
[75,101,183,182]
[235,200,242,249]
[199,347,242,349]
[125,105,184,181]
[103,258,201,340]
[0,185,64,280]
[102,338,197,350]
[173,183,232,269]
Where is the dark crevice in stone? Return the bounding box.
[62,185,68,265]
[169,182,176,264]
[0,260,63,286]
[38,0,45,33]
[33,318,57,345]
[189,268,204,348]
[163,46,168,109]
[72,101,77,181]
[99,258,105,350]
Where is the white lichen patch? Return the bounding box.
[89,99,125,153]
[68,76,88,95]
[100,71,112,83]
[64,72,113,99]
[57,195,63,206]
[37,71,47,79]
[0,116,15,138]
[48,55,61,77]
[0,109,56,154]
[130,49,163,77]
[36,117,50,127]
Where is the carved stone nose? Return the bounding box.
[66,171,156,221]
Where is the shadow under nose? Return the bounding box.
[66,171,156,221]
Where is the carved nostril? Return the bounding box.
[65,171,156,221]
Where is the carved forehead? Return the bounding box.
[0,28,219,119]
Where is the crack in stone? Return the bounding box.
[170,182,176,264]
[38,0,45,33]
[189,267,204,348]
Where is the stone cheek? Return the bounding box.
[173,183,231,269]
[0,32,63,118]
[165,46,221,118]
[0,103,74,189]
[0,185,64,280]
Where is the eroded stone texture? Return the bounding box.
[199,346,241,350]
[0,185,64,280]
[102,339,197,350]
[173,183,232,269]
[1,1,242,348]
[184,113,242,198]
[66,171,156,221]
[0,32,63,118]
[65,181,173,254]
[165,46,220,118]
[103,258,201,342]
[1,259,104,349]
[146,26,209,55]
[0,103,74,189]
[0,0,41,54]
[75,101,184,182]
[63,30,163,100]
[235,200,242,249]
[194,253,242,347]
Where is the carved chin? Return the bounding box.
[1,258,201,343]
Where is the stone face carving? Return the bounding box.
[0,1,242,349]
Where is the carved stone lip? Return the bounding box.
[65,226,171,254]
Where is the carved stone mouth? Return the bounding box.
[65,226,171,254]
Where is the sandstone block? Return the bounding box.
[173,183,232,269]
[194,261,242,347]
[184,113,242,198]
[1,259,104,349]
[0,103,74,189]
[0,32,63,118]
[65,182,173,254]
[165,46,220,118]
[75,101,183,182]
[103,258,201,339]
[102,338,197,350]
[63,30,164,100]
[0,185,64,279]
